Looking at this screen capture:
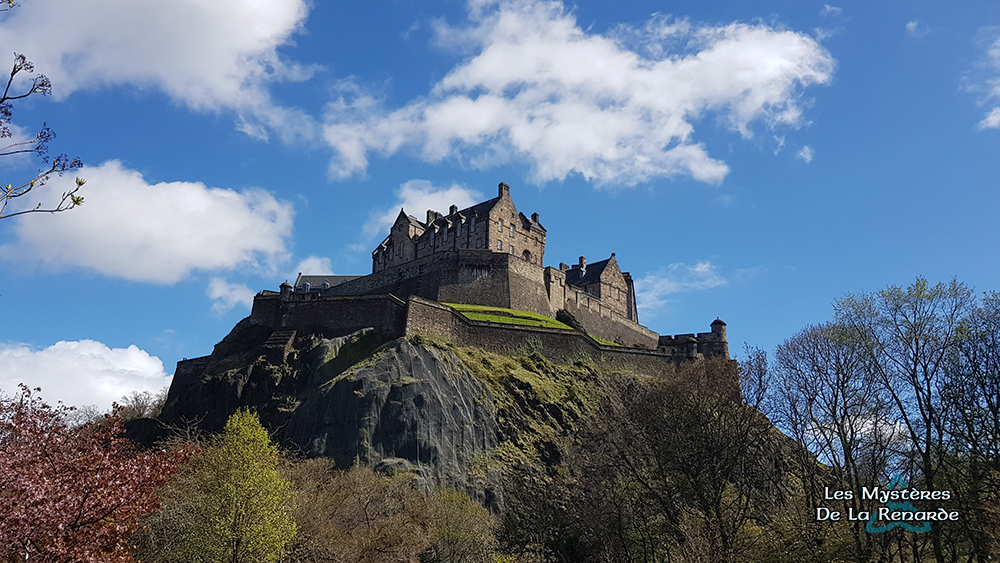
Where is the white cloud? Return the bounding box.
[820,5,842,17]
[0,0,317,140]
[0,160,295,283]
[362,180,483,240]
[797,145,815,162]
[207,278,256,313]
[323,0,835,186]
[635,261,726,317]
[979,107,1000,130]
[0,340,171,410]
[906,20,930,39]
[289,255,335,278]
[974,33,1000,130]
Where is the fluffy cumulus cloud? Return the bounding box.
[634,261,726,318]
[324,0,835,186]
[363,180,483,240]
[0,0,316,139]
[0,340,171,410]
[0,160,295,283]
[207,278,257,313]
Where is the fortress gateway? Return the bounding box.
[246,183,728,363]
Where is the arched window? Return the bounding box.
[522,250,531,262]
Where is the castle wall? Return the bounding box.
[252,292,408,340]
[561,283,660,348]
[403,297,728,381]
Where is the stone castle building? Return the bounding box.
[264,182,728,360]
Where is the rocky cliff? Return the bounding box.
[144,319,618,510]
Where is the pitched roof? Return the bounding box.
[293,274,363,290]
[393,208,425,230]
[417,196,502,236]
[565,258,611,287]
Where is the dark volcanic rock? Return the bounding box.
[156,326,502,508]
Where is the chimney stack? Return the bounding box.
[449,204,458,215]
[498,182,510,198]
[531,212,539,223]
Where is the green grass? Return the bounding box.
[442,303,573,330]
[590,335,622,347]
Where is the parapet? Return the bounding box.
[657,319,729,359]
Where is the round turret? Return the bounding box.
[711,318,727,340]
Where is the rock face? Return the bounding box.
[155,321,501,508]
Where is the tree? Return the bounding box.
[135,409,296,563]
[570,357,786,563]
[1,3,85,220]
[772,323,900,562]
[0,385,188,562]
[836,278,974,563]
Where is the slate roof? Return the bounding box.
[293,274,363,290]
[565,258,611,287]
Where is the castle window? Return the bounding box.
[476,239,482,248]
[457,221,461,236]
[444,227,448,241]
[471,217,476,232]
[509,245,514,254]
[509,225,514,237]
[497,240,503,250]
[522,249,531,261]
[498,219,503,232]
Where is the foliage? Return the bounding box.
[0,385,189,562]
[134,409,295,563]
[282,459,498,563]
[768,278,1000,563]
[0,48,84,219]
[423,487,499,563]
[115,388,169,422]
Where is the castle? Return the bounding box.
[246,183,728,363]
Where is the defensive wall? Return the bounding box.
[303,249,659,348]
[243,290,727,373]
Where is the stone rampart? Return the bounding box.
[402,296,712,376]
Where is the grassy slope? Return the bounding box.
[441,303,573,331]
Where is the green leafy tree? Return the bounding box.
[135,409,296,563]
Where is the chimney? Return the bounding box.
[498,182,510,198]
[559,262,570,271]
[578,256,586,276]
[426,209,440,225]
[449,204,458,215]
[531,212,539,223]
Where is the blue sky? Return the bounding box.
[2,0,999,409]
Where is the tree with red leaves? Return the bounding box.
[0,385,190,562]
